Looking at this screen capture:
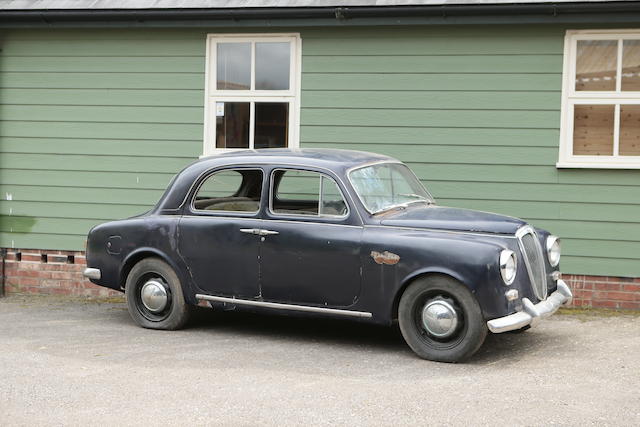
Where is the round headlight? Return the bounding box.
[499,250,517,285]
[546,235,561,267]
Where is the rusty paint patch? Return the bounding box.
[196,299,212,308]
[370,250,400,265]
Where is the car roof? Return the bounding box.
[196,148,395,169]
[154,148,398,212]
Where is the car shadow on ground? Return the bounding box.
[187,307,554,364]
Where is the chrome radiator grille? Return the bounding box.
[517,227,547,301]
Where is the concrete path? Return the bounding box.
[1,295,638,426]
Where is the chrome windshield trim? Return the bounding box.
[346,161,435,216]
[196,294,372,318]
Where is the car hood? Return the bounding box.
[379,205,526,235]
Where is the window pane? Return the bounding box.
[272,170,346,217]
[273,170,320,215]
[254,103,288,149]
[349,163,432,214]
[575,40,617,91]
[622,40,640,91]
[255,42,290,90]
[217,42,251,90]
[216,102,250,149]
[573,105,615,156]
[320,176,347,217]
[620,105,640,156]
[193,169,262,213]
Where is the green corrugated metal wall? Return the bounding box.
[1,26,639,277]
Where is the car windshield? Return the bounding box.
[349,162,434,214]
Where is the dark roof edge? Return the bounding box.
[3,2,640,27]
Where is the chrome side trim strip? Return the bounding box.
[363,225,517,239]
[195,294,372,318]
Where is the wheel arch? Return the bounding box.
[119,247,185,291]
[389,267,474,322]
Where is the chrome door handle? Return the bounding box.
[239,228,279,236]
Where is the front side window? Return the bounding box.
[192,168,263,213]
[349,163,433,214]
[559,30,640,168]
[204,34,301,155]
[271,169,348,218]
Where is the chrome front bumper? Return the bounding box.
[487,280,573,333]
[83,268,101,280]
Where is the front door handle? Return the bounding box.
[239,228,279,236]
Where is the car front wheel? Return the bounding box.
[398,275,487,363]
[125,257,192,330]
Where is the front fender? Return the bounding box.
[401,266,469,292]
[361,227,515,323]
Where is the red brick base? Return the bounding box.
[564,274,640,310]
[1,248,639,309]
[1,248,120,298]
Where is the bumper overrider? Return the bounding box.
[83,268,101,280]
[487,280,573,333]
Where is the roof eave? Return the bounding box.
[3,2,640,27]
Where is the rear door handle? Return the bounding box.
[258,229,279,236]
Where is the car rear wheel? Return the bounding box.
[398,275,487,363]
[125,257,192,330]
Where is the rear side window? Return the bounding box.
[192,168,263,213]
[271,169,348,217]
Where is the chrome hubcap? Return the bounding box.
[421,299,458,338]
[140,280,168,313]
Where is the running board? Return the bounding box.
[195,294,372,319]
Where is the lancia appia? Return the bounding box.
[84,149,572,362]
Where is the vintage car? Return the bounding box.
[84,149,572,362]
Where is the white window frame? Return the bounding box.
[558,29,640,169]
[202,33,302,156]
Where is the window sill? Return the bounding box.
[556,161,640,169]
[200,148,256,159]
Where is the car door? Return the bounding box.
[258,167,363,307]
[178,167,264,298]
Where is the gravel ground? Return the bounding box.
[0,295,639,426]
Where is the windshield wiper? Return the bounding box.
[398,193,429,200]
[371,199,431,215]
[400,194,434,208]
[399,193,433,203]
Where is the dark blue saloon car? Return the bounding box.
[84,149,571,362]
